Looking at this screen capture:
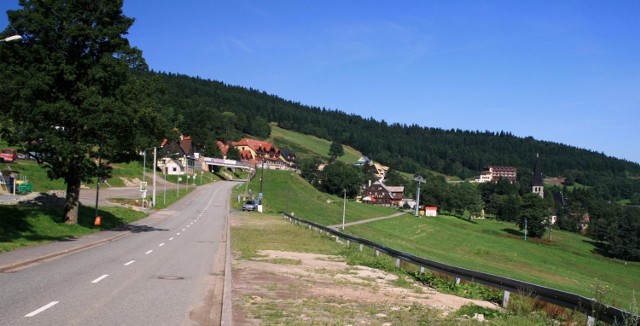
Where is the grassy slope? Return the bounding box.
[1,159,149,192]
[235,169,401,225]
[269,123,361,163]
[347,215,639,308]
[1,160,66,192]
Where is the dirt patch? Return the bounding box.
[231,215,500,325]
[120,177,141,187]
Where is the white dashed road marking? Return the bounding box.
[91,275,109,284]
[25,301,59,317]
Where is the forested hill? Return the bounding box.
[150,71,640,185]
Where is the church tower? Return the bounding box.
[532,153,544,198]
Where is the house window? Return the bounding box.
[172,167,177,172]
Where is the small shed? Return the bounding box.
[424,206,438,217]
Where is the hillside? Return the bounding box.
[150,72,640,190]
[242,169,639,309]
[268,123,362,163]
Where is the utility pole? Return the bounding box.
[342,189,347,230]
[413,175,425,217]
[259,159,265,200]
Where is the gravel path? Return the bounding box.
[328,211,407,229]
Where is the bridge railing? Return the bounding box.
[279,212,639,326]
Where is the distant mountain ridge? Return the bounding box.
[150,71,640,188]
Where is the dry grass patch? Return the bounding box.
[231,213,502,325]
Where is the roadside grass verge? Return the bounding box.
[0,205,146,252]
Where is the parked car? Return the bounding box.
[242,200,258,211]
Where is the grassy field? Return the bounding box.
[269,123,362,163]
[347,215,640,309]
[246,170,640,311]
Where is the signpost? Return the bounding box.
[140,181,148,208]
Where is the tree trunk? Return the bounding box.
[64,174,82,224]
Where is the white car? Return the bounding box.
[242,200,258,211]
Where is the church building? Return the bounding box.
[532,154,544,198]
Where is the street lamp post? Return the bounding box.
[94,144,102,221]
[259,159,265,197]
[0,35,22,43]
[413,175,425,217]
[141,150,146,209]
[152,147,157,208]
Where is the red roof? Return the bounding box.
[232,138,277,152]
[216,141,229,156]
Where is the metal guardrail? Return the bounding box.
[280,212,639,325]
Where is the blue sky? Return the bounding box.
[2,1,639,163]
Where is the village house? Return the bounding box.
[362,181,404,206]
[157,134,199,176]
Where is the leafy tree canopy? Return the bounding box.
[0,0,166,223]
[319,161,362,198]
[328,141,344,162]
[517,193,550,238]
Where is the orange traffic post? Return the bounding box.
[94,215,101,227]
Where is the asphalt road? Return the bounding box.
[0,181,236,326]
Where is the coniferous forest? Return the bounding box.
[150,71,640,188]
